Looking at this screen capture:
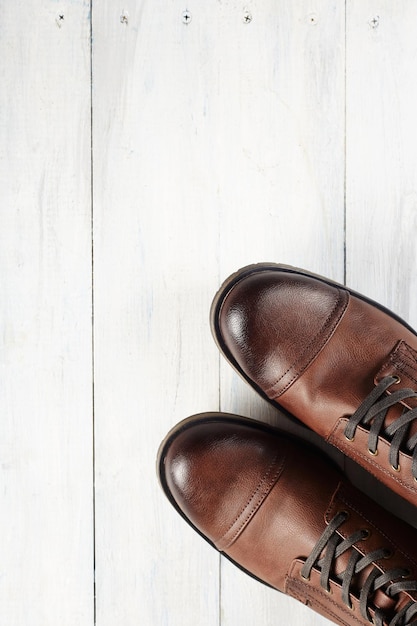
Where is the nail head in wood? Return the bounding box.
[370,15,380,29]
[182,10,192,24]
[243,11,252,24]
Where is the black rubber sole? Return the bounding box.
[210,262,417,415]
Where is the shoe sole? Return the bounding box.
[210,262,417,415]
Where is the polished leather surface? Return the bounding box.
[212,265,417,507]
[158,414,417,626]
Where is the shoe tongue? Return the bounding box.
[374,340,417,437]
[373,589,397,613]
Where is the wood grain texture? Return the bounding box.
[2,2,417,626]
[216,2,345,624]
[91,1,345,624]
[0,1,94,625]
[346,0,417,322]
[92,2,220,625]
[345,1,417,529]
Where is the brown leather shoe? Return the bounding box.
[210,264,417,508]
[158,413,417,625]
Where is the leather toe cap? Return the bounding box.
[162,416,286,550]
[217,270,348,398]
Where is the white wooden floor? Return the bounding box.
[2,1,417,625]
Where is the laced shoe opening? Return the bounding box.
[300,511,417,625]
[343,375,417,481]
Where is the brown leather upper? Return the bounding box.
[215,267,417,507]
[161,415,417,626]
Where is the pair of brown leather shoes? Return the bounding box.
[157,264,417,626]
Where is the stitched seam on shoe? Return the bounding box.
[329,420,417,494]
[286,563,362,626]
[376,340,417,386]
[266,289,349,398]
[401,341,417,362]
[324,480,343,525]
[266,289,346,394]
[217,453,284,549]
[395,361,417,386]
[395,342,417,385]
[216,452,285,550]
[287,579,363,626]
[383,353,417,387]
[329,489,417,572]
[289,585,360,626]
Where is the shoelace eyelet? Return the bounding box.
[384,549,393,559]
[338,510,350,521]
[368,448,378,456]
[301,573,310,582]
[361,529,371,540]
[391,464,401,472]
[392,375,401,385]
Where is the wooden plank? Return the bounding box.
[346,0,417,530]
[0,2,94,625]
[92,2,220,625]
[216,2,346,624]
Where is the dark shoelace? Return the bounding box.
[343,376,417,479]
[300,512,417,625]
